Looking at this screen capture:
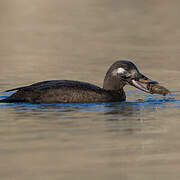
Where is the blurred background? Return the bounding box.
[0,0,179,89]
[0,0,180,180]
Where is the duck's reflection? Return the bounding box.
[0,94,177,123]
[104,97,176,116]
[99,96,179,134]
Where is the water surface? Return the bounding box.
[0,1,180,180]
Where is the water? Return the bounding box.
[0,0,180,180]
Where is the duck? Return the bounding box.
[0,60,159,104]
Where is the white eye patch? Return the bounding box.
[112,67,131,77]
[117,68,126,74]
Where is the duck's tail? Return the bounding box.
[0,98,14,103]
[0,99,7,103]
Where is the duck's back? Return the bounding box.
[2,80,125,104]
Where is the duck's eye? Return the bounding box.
[113,68,131,78]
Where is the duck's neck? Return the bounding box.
[103,75,125,91]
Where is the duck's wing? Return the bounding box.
[2,80,107,103]
[5,80,58,92]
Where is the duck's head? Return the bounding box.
[103,60,158,93]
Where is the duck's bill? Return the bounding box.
[129,73,158,93]
[129,73,170,95]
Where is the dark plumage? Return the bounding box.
[0,60,159,104]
